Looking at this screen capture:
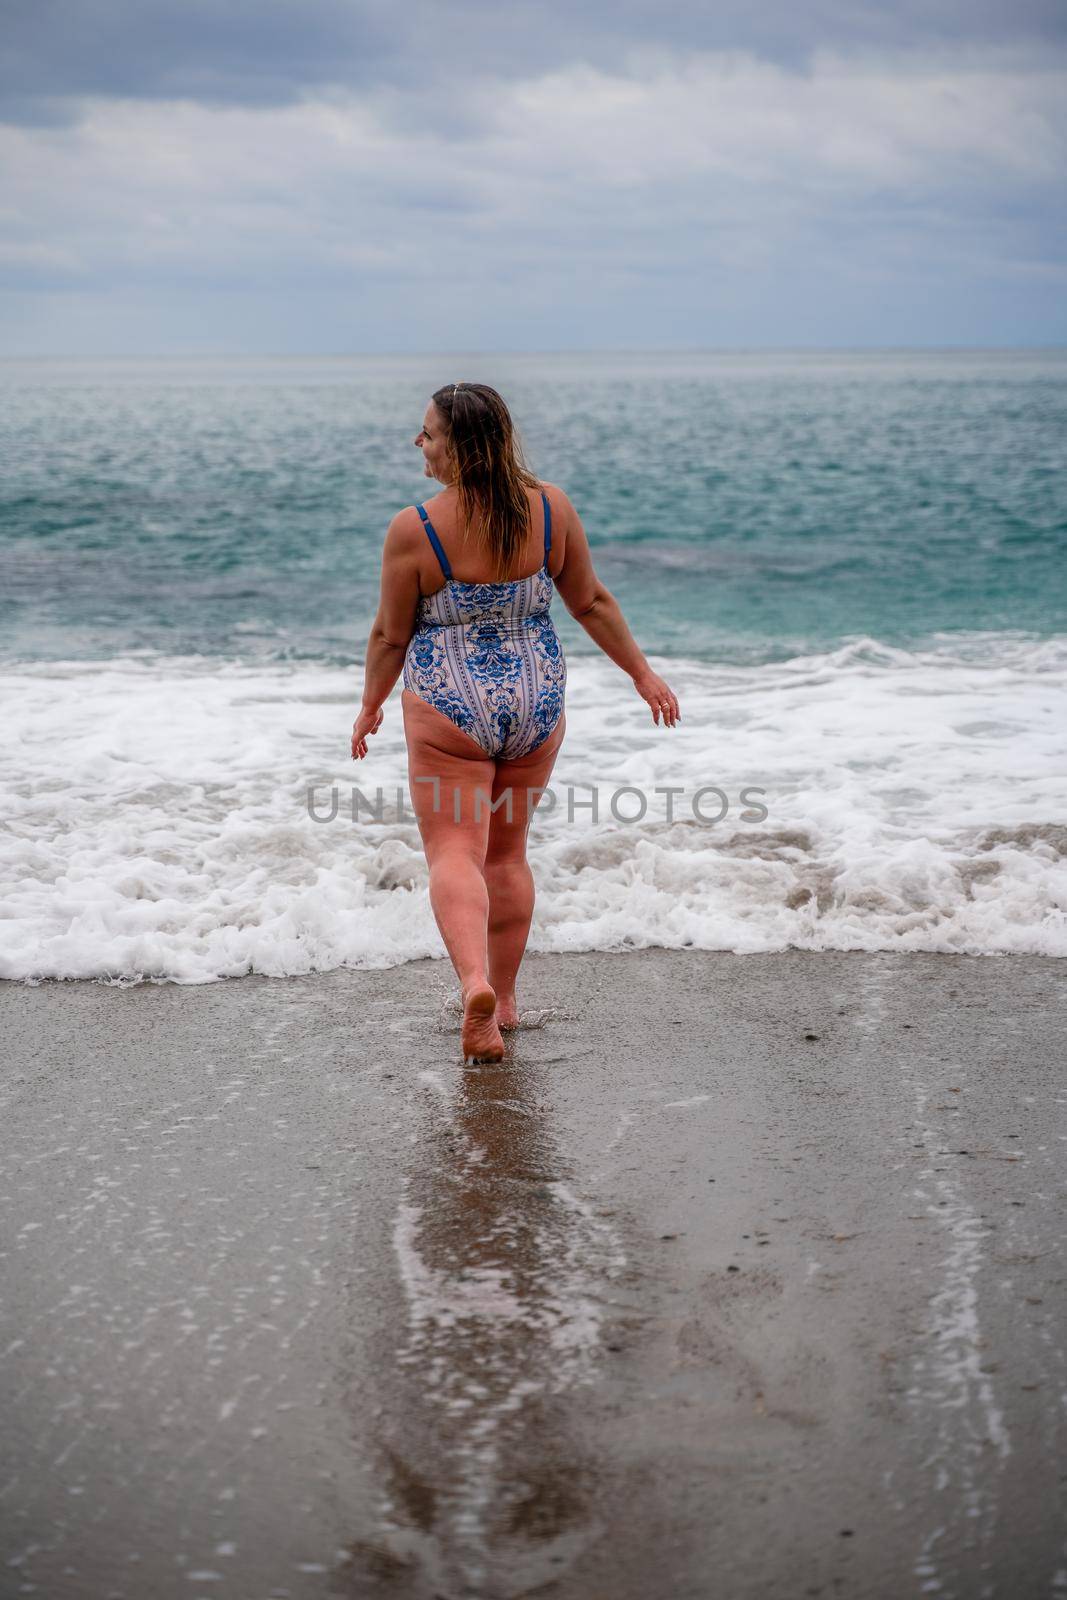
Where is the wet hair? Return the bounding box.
[430,383,542,579]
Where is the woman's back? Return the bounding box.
[402,485,566,760]
[412,483,564,592]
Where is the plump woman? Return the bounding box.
[352,382,679,1062]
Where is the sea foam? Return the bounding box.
[2,632,1065,983]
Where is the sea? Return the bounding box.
[2,349,1065,983]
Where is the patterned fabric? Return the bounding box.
[402,492,567,760]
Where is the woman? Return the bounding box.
[352,382,680,1063]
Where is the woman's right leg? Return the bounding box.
[484,714,566,1027]
[401,689,502,1061]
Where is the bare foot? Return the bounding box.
[461,983,505,1062]
[494,994,520,1031]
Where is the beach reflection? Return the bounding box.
[344,1050,626,1598]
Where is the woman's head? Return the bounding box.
[413,382,542,579]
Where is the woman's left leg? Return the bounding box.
[401,690,502,1060]
[484,712,566,1027]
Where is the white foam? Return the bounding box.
[2,634,1065,982]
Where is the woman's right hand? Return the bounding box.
[633,667,680,727]
[351,704,384,760]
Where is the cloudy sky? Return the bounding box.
[2,0,1065,354]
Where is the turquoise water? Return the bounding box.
[2,350,1065,668]
[3,349,1066,977]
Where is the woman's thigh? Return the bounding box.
[485,712,566,864]
[401,689,498,865]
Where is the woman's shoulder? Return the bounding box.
[396,496,438,520]
[383,504,432,559]
[533,481,575,522]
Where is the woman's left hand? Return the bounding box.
[351,705,384,760]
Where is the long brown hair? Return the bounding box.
[431,383,542,579]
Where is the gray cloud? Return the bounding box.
[2,0,1065,127]
[0,5,1063,351]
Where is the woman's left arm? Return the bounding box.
[352,513,422,760]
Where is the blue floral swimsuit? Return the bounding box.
[402,490,567,760]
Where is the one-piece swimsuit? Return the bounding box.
[402,489,567,760]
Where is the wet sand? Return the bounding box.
[2,949,1065,1600]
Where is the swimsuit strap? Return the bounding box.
[541,490,551,567]
[416,504,452,581]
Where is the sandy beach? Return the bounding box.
[2,948,1065,1599]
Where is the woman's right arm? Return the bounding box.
[551,489,680,728]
